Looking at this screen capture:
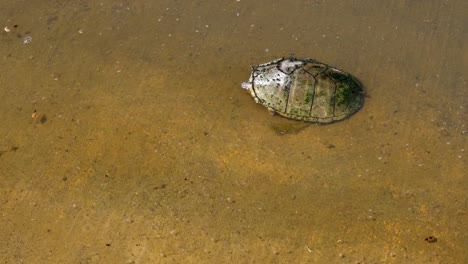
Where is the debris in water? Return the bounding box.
[23,36,32,44]
[31,109,40,121]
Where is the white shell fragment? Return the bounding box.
[23,36,32,44]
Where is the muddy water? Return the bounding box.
[0,0,466,263]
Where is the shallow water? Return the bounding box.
[0,0,466,263]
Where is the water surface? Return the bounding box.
[0,0,466,263]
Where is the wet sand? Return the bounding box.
[0,0,466,263]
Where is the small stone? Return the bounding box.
[23,36,32,44]
[31,110,40,120]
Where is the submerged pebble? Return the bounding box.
[23,36,32,44]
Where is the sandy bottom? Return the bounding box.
[0,0,466,263]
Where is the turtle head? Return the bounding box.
[241,81,251,90]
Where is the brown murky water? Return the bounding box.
[0,0,466,263]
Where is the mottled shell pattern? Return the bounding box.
[241,57,364,123]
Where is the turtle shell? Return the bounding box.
[241,57,364,123]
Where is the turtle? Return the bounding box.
[241,57,365,123]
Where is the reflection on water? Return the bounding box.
[0,0,466,262]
